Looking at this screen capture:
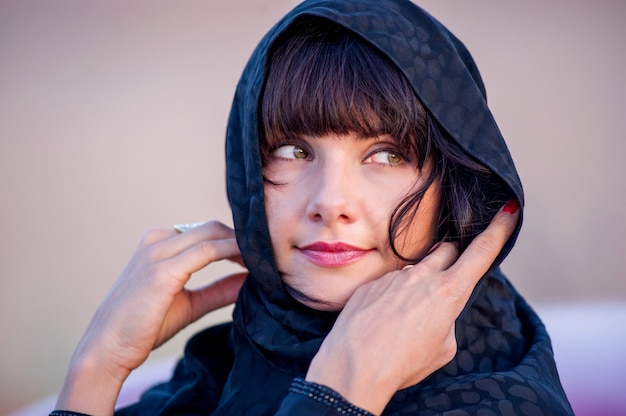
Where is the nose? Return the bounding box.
[305,161,358,226]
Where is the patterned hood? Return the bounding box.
[227,0,520,353]
[222,0,572,414]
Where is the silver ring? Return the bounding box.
[173,222,205,233]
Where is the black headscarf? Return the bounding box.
[117,1,573,414]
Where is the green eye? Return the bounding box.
[387,152,402,164]
[367,150,404,165]
[273,145,309,160]
[293,147,307,159]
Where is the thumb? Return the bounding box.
[188,272,248,323]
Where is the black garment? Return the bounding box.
[117,0,573,414]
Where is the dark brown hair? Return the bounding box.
[260,17,509,260]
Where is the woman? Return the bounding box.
[53,0,573,414]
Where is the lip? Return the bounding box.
[299,242,371,268]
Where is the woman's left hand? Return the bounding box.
[306,201,520,415]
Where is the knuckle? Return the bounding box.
[149,259,184,284]
[436,277,460,300]
[139,227,168,247]
[198,239,218,259]
[205,220,228,233]
[437,241,459,255]
[436,274,472,306]
[471,233,498,257]
[202,220,235,239]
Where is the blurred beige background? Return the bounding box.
[1,0,625,413]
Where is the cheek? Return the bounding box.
[263,186,296,248]
[393,185,441,259]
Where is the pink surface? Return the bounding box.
[536,302,626,415]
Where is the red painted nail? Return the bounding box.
[503,199,520,214]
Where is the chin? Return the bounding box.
[283,279,354,312]
[308,297,349,312]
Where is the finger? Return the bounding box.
[151,221,236,259]
[175,220,234,239]
[151,237,241,291]
[409,241,459,272]
[447,200,520,293]
[177,237,241,276]
[137,227,179,248]
[187,272,248,323]
[122,228,175,275]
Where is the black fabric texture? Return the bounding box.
[116,0,573,414]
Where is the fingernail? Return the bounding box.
[503,199,520,214]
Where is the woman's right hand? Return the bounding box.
[55,221,247,415]
[306,202,520,415]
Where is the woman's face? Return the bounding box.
[263,132,440,311]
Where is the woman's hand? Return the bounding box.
[56,221,246,415]
[306,201,520,415]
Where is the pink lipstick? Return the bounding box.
[299,242,370,268]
